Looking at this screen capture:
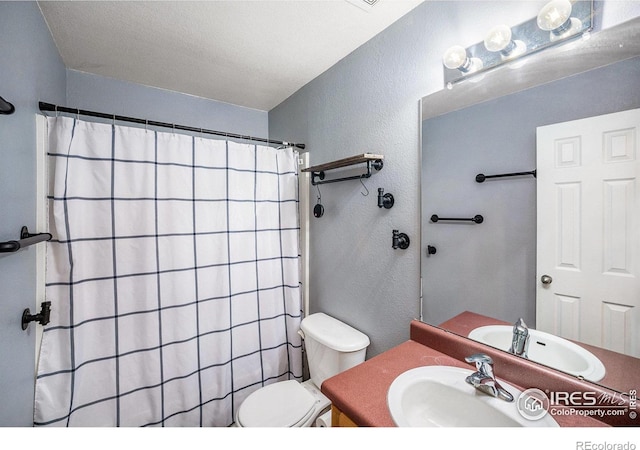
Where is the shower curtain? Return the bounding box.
[34,116,302,426]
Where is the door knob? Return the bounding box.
[541,275,553,285]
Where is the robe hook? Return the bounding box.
[377,188,394,209]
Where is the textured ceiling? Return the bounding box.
[38,0,423,111]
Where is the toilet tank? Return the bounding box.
[300,313,370,388]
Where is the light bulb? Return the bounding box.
[537,0,581,40]
[442,45,483,74]
[484,25,512,52]
[537,0,572,31]
[483,24,527,59]
[443,45,468,70]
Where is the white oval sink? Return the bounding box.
[468,325,606,382]
[387,366,558,427]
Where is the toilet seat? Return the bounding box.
[236,380,317,427]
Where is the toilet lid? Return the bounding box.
[237,380,316,427]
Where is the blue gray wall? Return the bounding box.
[0,1,66,426]
[269,5,431,358]
[268,1,640,358]
[422,56,640,328]
[66,70,268,137]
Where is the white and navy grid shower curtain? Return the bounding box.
[34,116,302,426]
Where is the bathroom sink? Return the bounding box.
[387,366,558,427]
[468,325,606,382]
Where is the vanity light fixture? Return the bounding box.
[442,0,593,88]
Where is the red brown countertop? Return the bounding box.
[321,339,468,427]
[321,320,615,427]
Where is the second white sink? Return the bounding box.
[468,325,606,382]
[387,365,558,427]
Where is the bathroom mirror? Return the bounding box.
[419,17,640,394]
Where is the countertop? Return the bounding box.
[321,319,611,427]
[321,339,467,427]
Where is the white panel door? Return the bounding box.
[537,108,640,357]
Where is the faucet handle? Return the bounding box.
[464,353,514,403]
[465,353,493,365]
[465,353,494,377]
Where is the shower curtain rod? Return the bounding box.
[39,102,306,150]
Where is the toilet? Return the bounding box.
[234,312,370,427]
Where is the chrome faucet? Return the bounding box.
[509,317,530,358]
[465,353,514,402]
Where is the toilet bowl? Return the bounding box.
[235,379,330,427]
[234,313,370,427]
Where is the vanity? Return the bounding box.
[321,316,636,427]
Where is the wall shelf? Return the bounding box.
[301,153,384,186]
